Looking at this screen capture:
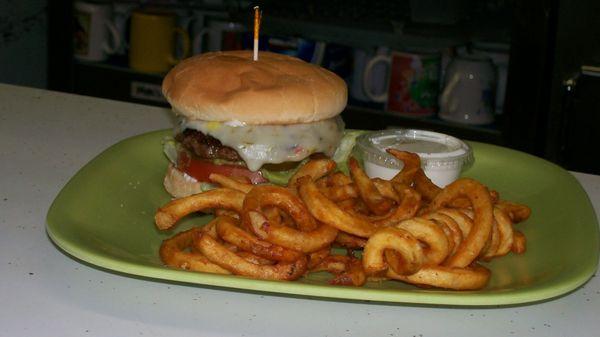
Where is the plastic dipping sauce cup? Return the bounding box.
[355,129,473,187]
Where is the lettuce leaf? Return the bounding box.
[260,129,369,185]
[332,129,369,175]
[162,136,179,164]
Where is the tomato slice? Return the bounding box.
[177,152,267,184]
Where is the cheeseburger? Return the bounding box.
[161,50,348,197]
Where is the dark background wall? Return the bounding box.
[0,0,48,88]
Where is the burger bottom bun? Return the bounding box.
[163,164,204,198]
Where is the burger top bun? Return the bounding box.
[162,50,347,125]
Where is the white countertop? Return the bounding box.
[1,83,598,337]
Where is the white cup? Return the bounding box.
[193,19,247,54]
[73,1,121,62]
[350,47,390,102]
[439,54,496,125]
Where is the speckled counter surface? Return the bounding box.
[1,83,599,337]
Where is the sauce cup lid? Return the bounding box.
[355,129,474,171]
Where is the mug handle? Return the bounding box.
[311,41,327,65]
[363,54,390,103]
[103,20,121,54]
[193,28,211,54]
[169,27,191,65]
[440,73,461,114]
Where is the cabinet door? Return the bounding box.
[561,72,600,175]
[503,0,556,157]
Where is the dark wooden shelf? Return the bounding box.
[259,16,471,49]
[233,5,510,50]
[72,60,168,107]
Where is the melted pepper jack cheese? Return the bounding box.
[182,116,345,171]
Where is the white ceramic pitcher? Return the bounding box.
[439,54,496,125]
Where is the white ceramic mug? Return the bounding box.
[73,1,121,62]
[363,50,441,117]
[350,46,390,102]
[193,20,247,54]
[472,41,510,115]
[439,54,496,125]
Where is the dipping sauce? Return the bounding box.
[355,129,473,187]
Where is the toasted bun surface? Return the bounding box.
[162,50,347,125]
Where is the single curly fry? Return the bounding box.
[387,264,491,290]
[329,171,354,186]
[241,185,338,252]
[383,183,422,226]
[214,208,240,219]
[334,231,367,249]
[395,218,450,266]
[307,248,331,269]
[349,183,422,227]
[215,215,304,262]
[317,171,353,188]
[489,207,515,258]
[311,254,346,273]
[414,169,498,208]
[246,211,338,253]
[413,169,441,202]
[512,230,527,254]
[159,223,231,275]
[243,185,318,232]
[320,183,359,202]
[480,214,501,260]
[298,177,379,238]
[236,251,276,265]
[195,232,308,281]
[311,254,366,286]
[288,157,337,192]
[372,178,401,203]
[362,227,425,276]
[348,157,395,215]
[209,173,253,193]
[436,208,473,237]
[387,149,421,185]
[331,257,366,287]
[496,200,532,223]
[423,212,463,258]
[429,178,494,268]
[155,188,245,230]
[458,207,508,261]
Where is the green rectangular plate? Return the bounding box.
[46,130,599,306]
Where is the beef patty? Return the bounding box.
[175,129,242,162]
